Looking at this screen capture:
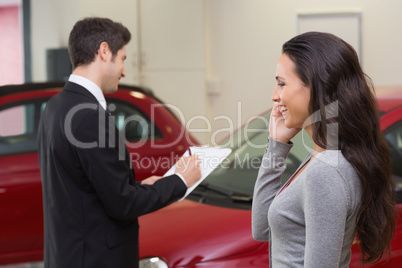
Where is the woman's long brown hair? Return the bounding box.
[282,31,397,263]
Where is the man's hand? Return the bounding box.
[141,176,163,185]
[175,155,202,187]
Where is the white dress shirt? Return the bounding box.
[69,74,107,110]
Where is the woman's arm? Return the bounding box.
[252,138,293,241]
[252,103,300,241]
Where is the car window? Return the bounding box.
[0,98,163,156]
[107,99,163,142]
[204,132,311,196]
[190,112,312,207]
[0,100,45,156]
[384,122,402,202]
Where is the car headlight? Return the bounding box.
[139,257,169,268]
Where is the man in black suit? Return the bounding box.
[37,17,201,268]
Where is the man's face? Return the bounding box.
[102,46,127,94]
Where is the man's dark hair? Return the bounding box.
[68,17,131,69]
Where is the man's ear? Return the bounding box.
[98,42,111,61]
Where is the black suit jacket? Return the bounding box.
[37,82,186,268]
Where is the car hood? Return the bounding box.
[138,199,263,267]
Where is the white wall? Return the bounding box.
[0,0,21,6]
[206,0,402,140]
[137,0,207,144]
[30,0,59,81]
[30,0,208,143]
[31,0,137,84]
[206,0,280,142]
[30,0,402,144]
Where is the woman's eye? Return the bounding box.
[278,82,285,87]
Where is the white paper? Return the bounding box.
[163,146,232,201]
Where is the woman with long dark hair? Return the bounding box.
[252,31,396,267]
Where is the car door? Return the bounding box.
[0,99,46,264]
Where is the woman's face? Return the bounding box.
[272,53,311,129]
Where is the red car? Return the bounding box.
[0,82,199,265]
[138,93,402,267]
